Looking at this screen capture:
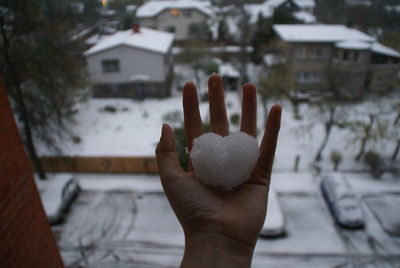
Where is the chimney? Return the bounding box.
[132,24,140,33]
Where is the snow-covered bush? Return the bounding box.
[330,150,342,171]
[100,105,117,113]
[364,151,384,179]
[162,110,182,125]
[230,113,240,126]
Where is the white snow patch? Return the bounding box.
[293,11,316,24]
[274,24,375,43]
[335,40,371,50]
[84,28,174,56]
[136,0,213,18]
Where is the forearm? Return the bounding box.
[181,233,255,268]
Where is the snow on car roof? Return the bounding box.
[273,24,375,43]
[84,27,174,56]
[136,0,213,18]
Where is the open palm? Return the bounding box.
[156,74,281,251]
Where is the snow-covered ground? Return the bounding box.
[48,172,400,268]
[40,88,399,174]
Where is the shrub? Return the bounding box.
[100,105,117,113]
[142,110,149,118]
[162,110,182,124]
[364,151,384,178]
[330,150,342,171]
[173,125,188,171]
[205,61,219,75]
[230,113,240,126]
[175,123,211,171]
[71,136,81,144]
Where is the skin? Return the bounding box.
[155,74,282,268]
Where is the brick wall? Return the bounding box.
[0,80,64,268]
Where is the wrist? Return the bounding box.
[181,232,255,268]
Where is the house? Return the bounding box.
[272,24,400,97]
[136,0,213,40]
[84,26,174,98]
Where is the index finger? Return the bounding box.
[183,82,203,151]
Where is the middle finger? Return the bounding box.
[208,74,229,136]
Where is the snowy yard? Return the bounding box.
[49,172,400,268]
[41,89,399,174]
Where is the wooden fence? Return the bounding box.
[38,156,159,174]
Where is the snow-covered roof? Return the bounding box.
[273,24,375,43]
[274,25,400,57]
[371,42,400,58]
[84,28,174,56]
[219,63,240,78]
[244,0,287,24]
[293,0,315,8]
[293,11,316,23]
[335,40,371,50]
[126,5,137,12]
[263,53,286,66]
[136,0,213,18]
[345,0,372,6]
[85,34,107,46]
[225,16,238,34]
[385,5,400,13]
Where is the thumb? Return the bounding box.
[155,124,185,183]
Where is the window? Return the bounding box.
[315,47,325,58]
[296,46,325,59]
[169,9,180,17]
[353,52,359,62]
[296,47,307,59]
[297,72,320,84]
[165,26,175,33]
[183,10,192,17]
[342,51,349,62]
[102,59,120,73]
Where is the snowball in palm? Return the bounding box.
[190,132,259,190]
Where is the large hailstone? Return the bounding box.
[190,132,259,190]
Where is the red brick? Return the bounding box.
[0,78,64,268]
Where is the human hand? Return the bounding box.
[156,74,281,268]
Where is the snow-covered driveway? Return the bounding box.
[49,173,400,268]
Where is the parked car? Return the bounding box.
[260,187,286,238]
[320,173,365,229]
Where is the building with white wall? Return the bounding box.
[84,26,174,98]
[136,0,213,40]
